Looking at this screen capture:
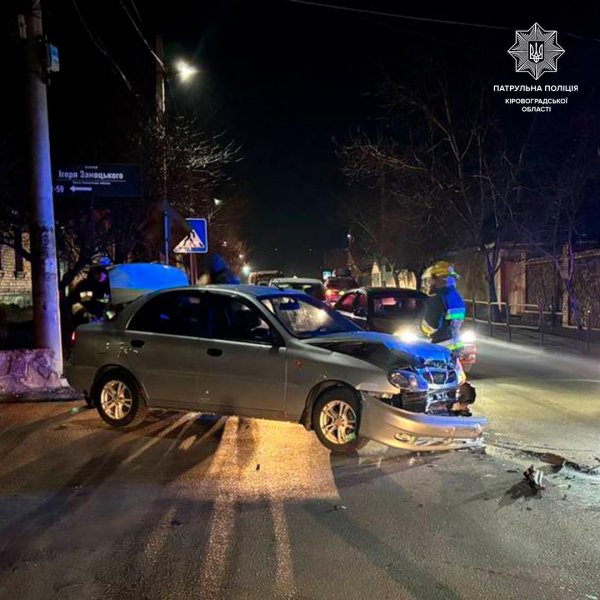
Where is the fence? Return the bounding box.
[464,298,599,352]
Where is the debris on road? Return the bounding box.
[523,465,545,492]
[256,463,260,471]
[540,452,566,471]
[170,520,183,528]
[334,505,347,511]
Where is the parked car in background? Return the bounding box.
[248,270,283,286]
[334,287,477,372]
[323,276,358,306]
[67,285,485,453]
[269,277,325,301]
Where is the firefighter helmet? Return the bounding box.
[422,260,459,279]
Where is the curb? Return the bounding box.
[0,387,82,403]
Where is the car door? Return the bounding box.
[353,291,370,329]
[334,292,357,321]
[197,291,287,416]
[123,290,210,408]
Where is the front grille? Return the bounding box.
[421,368,457,387]
[423,359,450,369]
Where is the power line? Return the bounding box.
[118,0,165,71]
[71,0,140,98]
[282,0,600,43]
[127,0,144,27]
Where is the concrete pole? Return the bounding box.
[156,35,169,265]
[24,0,63,374]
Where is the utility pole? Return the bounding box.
[24,0,63,374]
[156,34,170,265]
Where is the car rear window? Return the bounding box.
[325,277,357,291]
[372,294,425,317]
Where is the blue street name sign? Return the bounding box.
[53,163,141,198]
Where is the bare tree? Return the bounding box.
[339,77,527,300]
[132,113,243,260]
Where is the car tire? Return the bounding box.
[312,388,368,453]
[93,371,147,428]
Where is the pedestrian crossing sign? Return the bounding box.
[174,218,208,254]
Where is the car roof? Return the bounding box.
[271,278,323,285]
[143,283,306,298]
[345,287,426,297]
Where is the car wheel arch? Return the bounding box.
[91,365,148,407]
[300,380,361,431]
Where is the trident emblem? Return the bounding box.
[529,42,544,63]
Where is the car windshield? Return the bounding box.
[372,293,425,317]
[261,294,360,338]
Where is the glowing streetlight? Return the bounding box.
[175,60,198,82]
[242,264,251,277]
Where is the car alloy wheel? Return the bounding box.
[319,399,358,445]
[100,380,133,421]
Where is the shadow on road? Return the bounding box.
[295,452,465,600]
[0,410,226,574]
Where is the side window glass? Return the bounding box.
[128,292,207,337]
[209,295,273,344]
[338,293,356,312]
[358,293,368,310]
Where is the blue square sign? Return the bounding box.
[174,218,208,254]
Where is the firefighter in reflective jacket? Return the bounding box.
[69,266,111,327]
[420,261,466,353]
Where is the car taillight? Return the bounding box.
[326,289,334,297]
[71,331,77,346]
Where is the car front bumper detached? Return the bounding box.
[360,392,487,451]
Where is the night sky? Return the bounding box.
[8,1,600,275]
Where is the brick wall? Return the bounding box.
[0,233,32,307]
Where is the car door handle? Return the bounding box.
[130,339,145,348]
[207,348,223,357]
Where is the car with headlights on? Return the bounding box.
[334,287,477,372]
[67,285,486,453]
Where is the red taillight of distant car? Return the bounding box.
[71,331,77,346]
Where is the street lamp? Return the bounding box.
[175,60,198,82]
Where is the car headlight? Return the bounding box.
[461,329,476,343]
[388,369,428,392]
[394,327,419,343]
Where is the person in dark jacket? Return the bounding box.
[69,266,111,327]
[209,253,240,284]
[420,261,466,352]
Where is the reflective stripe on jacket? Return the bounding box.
[420,285,466,346]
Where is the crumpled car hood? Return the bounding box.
[303,330,451,368]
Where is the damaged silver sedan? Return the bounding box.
[67,284,486,453]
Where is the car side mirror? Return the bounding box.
[353,307,367,318]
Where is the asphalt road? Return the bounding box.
[470,337,600,468]
[1,394,599,599]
